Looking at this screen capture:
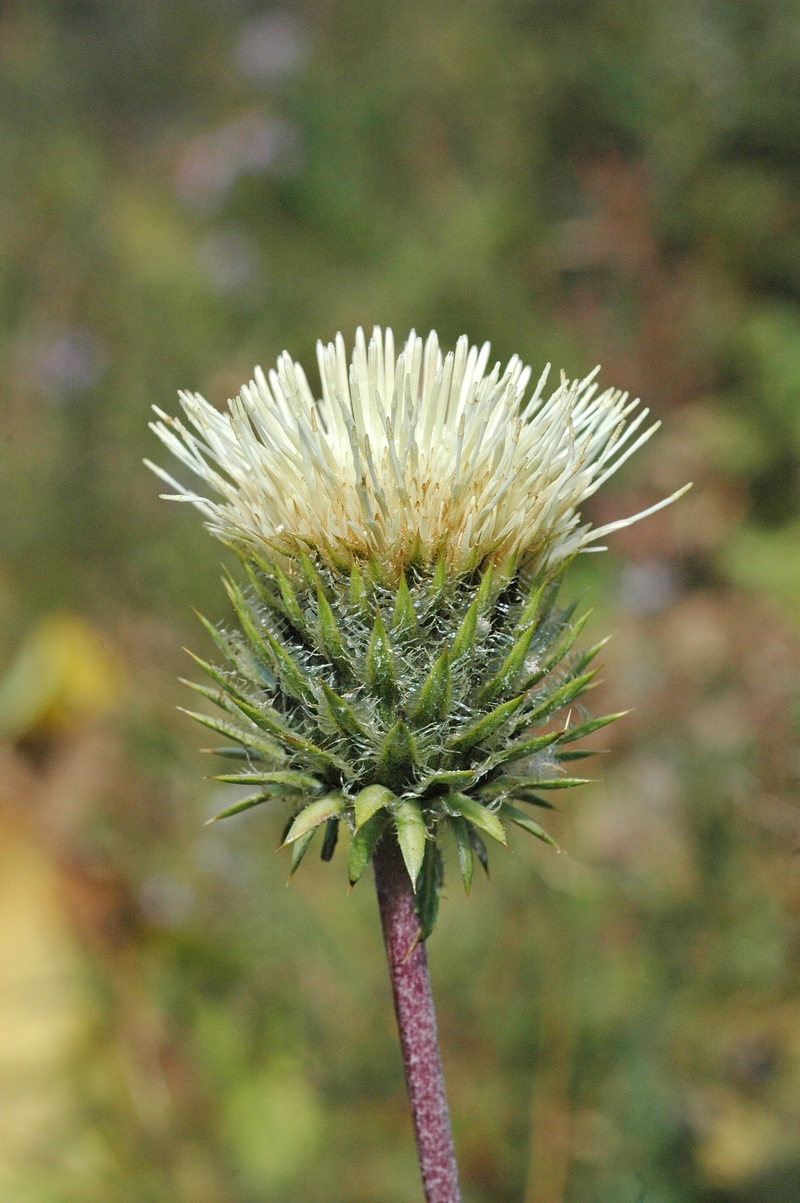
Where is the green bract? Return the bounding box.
[192,549,622,939]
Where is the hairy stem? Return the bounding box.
[373,834,462,1203]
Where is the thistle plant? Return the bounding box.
[147,327,688,1203]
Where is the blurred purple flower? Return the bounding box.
[235,11,305,83]
[619,559,677,615]
[39,328,107,401]
[198,227,261,295]
[175,111,301,211]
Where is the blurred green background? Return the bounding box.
[1,2,800,1200]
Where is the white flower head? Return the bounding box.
[147,326,689,578]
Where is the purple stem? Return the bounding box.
[373,834,462,1203]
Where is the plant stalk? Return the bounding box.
[373,834,462,1203]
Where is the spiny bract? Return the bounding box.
[184,551,621,937]
[149,327,687,938]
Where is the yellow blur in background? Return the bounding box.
[0,614,125,740]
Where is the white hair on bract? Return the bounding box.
[146,326,690,578]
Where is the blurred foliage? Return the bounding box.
[1,1,800,1201]
[0,613,125,739]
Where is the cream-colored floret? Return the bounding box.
[147,326,689,576]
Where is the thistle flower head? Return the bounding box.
[148,327,689,936]
[147,326,687,580]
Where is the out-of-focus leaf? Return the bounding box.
[393,799,427,887]
[451,815,474,896]
[348,808,388,885]
[354,784,395,829]
[283,795,344,844]
[445,793,507,845]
